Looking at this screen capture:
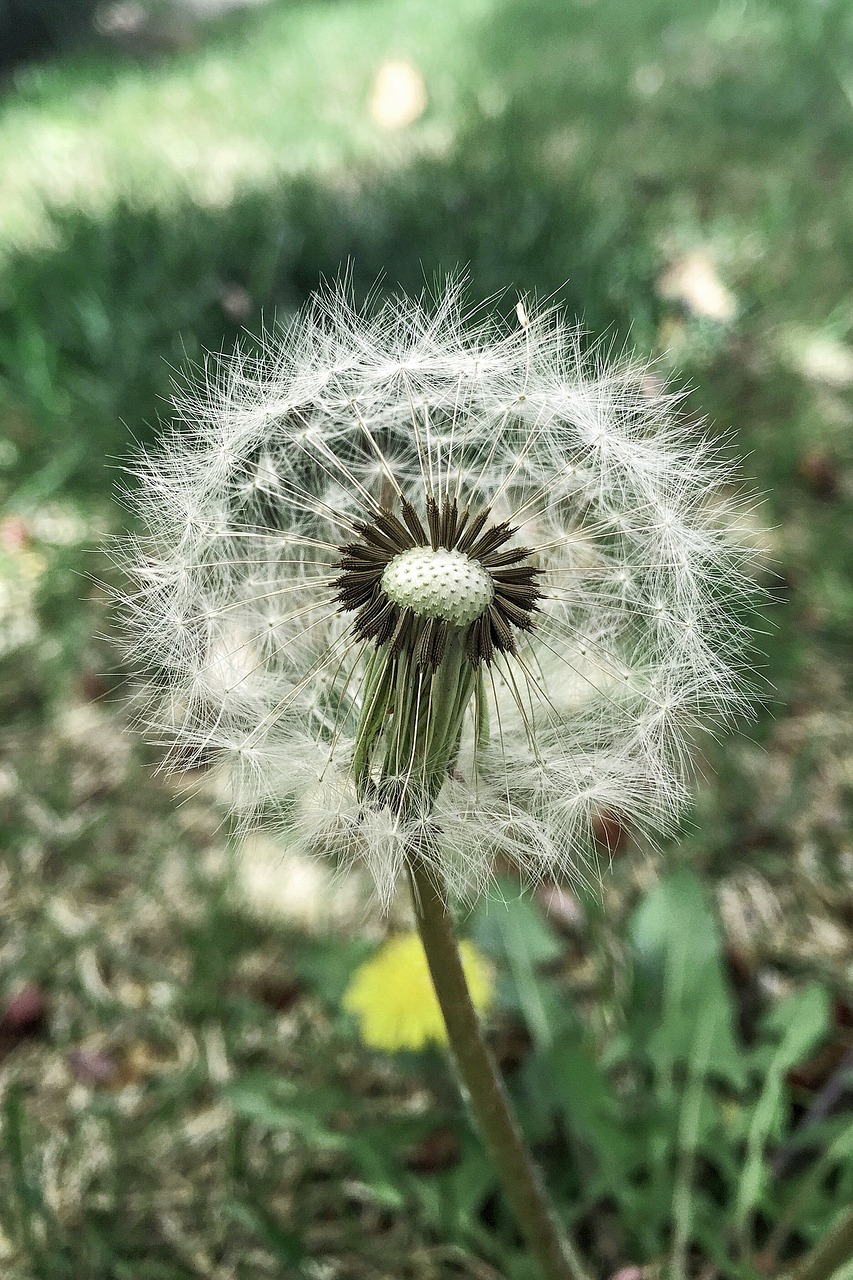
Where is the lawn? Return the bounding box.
[1,1,853,1277]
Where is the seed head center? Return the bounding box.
[381,546,494,627]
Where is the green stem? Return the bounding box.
[408,858,591,1280]
[787,1206,853,1280]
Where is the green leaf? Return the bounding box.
[629,867,746,1087]
[471,883,563,967]
[409,1135,496,1233]
[223,1077,349,1153]
[292,935,374,1007]
[760,983,830,1069]
[541,1030,638,1185]
[224,1076,413,1209]
[346,1130,407,1209]
[736,984,830,1222]
[470,884,563,1046]
[223,1201,306,1268]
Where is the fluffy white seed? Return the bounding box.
[118,277,757,907]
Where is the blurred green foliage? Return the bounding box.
[0,142,653,492]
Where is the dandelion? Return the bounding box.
[343,931,493,1051]
[120,277,755,1280]
[122,279,751,906]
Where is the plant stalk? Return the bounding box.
[788,1206,853,1280]
[408,857,589,1280]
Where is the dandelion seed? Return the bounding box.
[120,277,755,908]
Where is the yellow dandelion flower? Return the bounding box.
[343,932,493,1052]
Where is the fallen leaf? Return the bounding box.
[0,983,47,1041]
[658,249,737,322]
[797,449,840,499]
[793,333,853,387]
[405,1126,459,1173]
[369,61,428,130]
[69,1046,120,1087]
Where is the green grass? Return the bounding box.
[0,0,520,249]
[1,0,853,1276]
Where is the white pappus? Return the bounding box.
[119,278,757,909]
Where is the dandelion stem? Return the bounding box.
[408,857,590,1280]
[786,1205,853,1280]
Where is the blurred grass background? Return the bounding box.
[1,1,853,1277]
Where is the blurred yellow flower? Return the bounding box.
[343,932,493,1052]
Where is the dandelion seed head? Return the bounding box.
[119,276,758,908]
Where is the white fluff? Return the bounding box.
[119,278,757,909]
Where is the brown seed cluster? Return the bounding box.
[333,495,542,669]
